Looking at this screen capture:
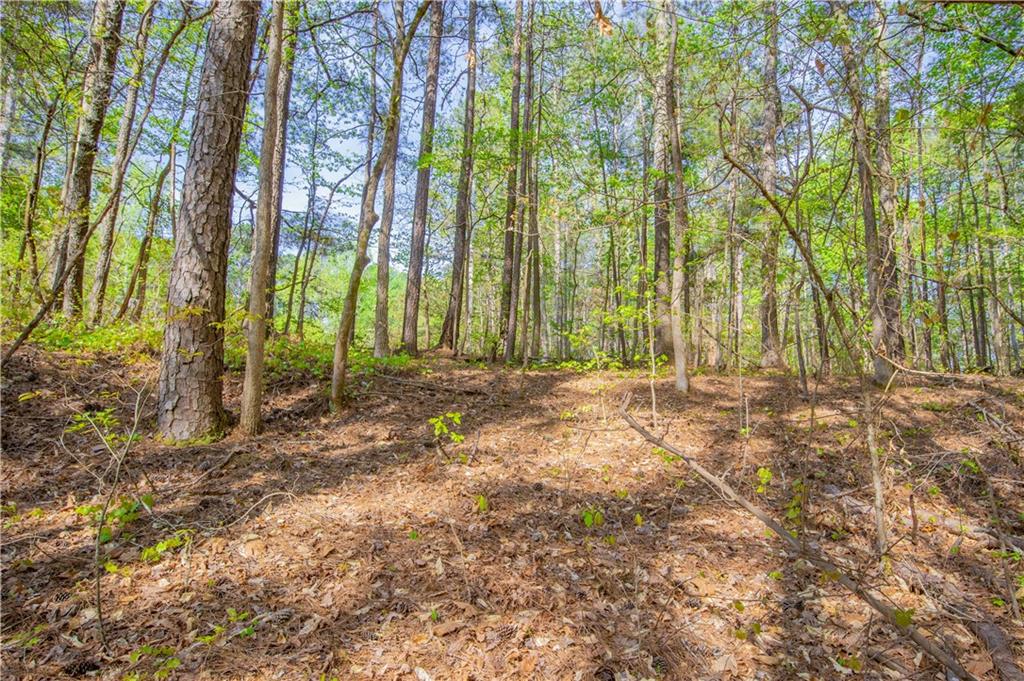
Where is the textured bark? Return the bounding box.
[438,0,477,352]
[240,0,287,436]
[88,0,156,326]
[113,160,170,322]
[504,1,534,363]
[652,0,672,359]
[758,1,784,369]
[330,0,429,409]
[665,5,689,392]
[157,0,259,442]
[497,0,524,358]
[265,6,296,324]
[373,120,399,357]
[400,0,444,354]
[12,95,58,303]
[872,8,905,366]
[838,6,892,384]
[62,0,126,317]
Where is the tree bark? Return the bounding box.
[497,0,524,359]
[330,0,429,409]
[400,0,444,354]
[87,0,156,326]
[837,5,891,384]
[61,0,126,318]
[504,0,534,363]
[157,0,259,442]
[665,2,689,392]
[373,116,400,357]
[652,0,672,359]
[759,1,784,369]
[439,0,477,352]
[240,0,288,436]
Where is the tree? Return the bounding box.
[438,0,477,353]
[157,0,260,441]
[86,0,156,326]
[330,0,430,410]
[758,1,784,369]
[497,0,523,359]
[400,0,444,354]
[241,0,292,436]
[60,0,126,318]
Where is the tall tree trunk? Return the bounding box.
[665,1,689,392]
[652,0,672,359]
[497,0,524,359]
[504,0,534,363]
[759,1,784,369]
[872,7,905,367]
[838,6,891,384]
[114,160,170,322]
[12,95,58,303]
[87,0,156,326]
[439,0,477,352]
[157,0,259,442]
[240,0,289,436]
[373,119,399,357]
[330,0,429,409]
[61,0,126,318]
[915,30,933,370]
[266,6,297,326]
[400,0,444,354]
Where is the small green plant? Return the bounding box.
[140,529,192,563]
[581,507,605,528]
[893,608,915,628]
[756,467,773,494]
[429,412,465,445]
[408,529,420,540]
[475,494,489,513]
[919,401,949,412]
[129,644,180,680]
[429,608,440,622]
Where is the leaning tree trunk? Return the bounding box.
[61,0,126,318]
[330,0,429,409]
[113,160,170,322]
[87,0,156,326]
[400,0,444,354]
[438,0,477,352]
[240,0,288,437]
[157,0,259,442]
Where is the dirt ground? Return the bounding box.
[2,346,1022,680]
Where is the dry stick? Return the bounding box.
[89,383,149,652]
[977,460,1023,623]
[618,393,974,681]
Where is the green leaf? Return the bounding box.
[894,608,914,628]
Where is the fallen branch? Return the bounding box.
[895,562,1024,681]
[618,392,975,681]
[374,374,487,395]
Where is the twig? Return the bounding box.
[618,392,975,681]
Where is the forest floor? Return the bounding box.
[2,345,1023,680]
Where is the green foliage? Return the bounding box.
[429,412,465,445]
[140,529,192,563]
